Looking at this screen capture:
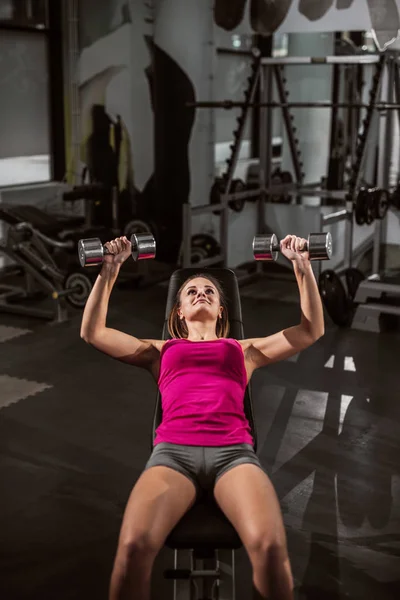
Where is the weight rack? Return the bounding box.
[351,53,400,332]
[181,51,400,305]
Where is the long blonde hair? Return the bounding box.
[167,273,230,339]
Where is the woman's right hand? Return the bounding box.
[103,236,132,266]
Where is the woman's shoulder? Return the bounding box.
[230,337,251,349]
[143,339,169,353]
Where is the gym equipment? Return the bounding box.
[319,270,352,327]
[229,179,246,212]
[0,205,99,323]
[152,268,257,600]
[351,271,400,333]
[268,168,293,203]
[178,234,222,268]
[354,187,390,226]
[123,218,158,240]
[374,188,390,220]
[210,178,247,215]
[390,183,400,210]
[344,267,365,301]
[51,269,94,309]
[78,233,156,268]
[253,232,332,262]
[355,188,372,226]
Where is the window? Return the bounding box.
[0,28,51,186]
[0,0,48,29]
[0,1,63,187]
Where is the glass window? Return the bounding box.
[0,0,48,29]
[0,28,51,186]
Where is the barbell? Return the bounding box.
[187,100,400,110]
[78,233,156,268]
[253,232,332,262]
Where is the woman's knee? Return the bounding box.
[245,532,288,565]
[118,529,163,562]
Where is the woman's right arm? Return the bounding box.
[80,237,160,369]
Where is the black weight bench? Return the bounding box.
[151,268,257,600]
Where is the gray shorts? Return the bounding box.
[144,442,267,498]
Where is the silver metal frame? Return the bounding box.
[171,549,235,600]
[351,54,400,332]
[181,50,399,305]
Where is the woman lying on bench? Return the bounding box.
[80,235,325,600]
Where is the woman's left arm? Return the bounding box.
[243,235,325,368]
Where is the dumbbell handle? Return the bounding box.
[269,239,308,252]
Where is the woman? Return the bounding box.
[80,234,325,600]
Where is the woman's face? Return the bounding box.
[178,277,222,322]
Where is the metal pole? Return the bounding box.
[219,196,228,267]
[259,65,273,228]
[260,55,381,65]
[373,59,395,276]
[188,100,400,110]
[393,61,400,132]
[182,203,192,268]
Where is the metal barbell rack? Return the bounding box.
[181,52,400,290]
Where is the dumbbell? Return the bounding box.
[253,232,332,261]
[78,233,156,268]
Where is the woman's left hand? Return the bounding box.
[280,234,310,267]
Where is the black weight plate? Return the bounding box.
[391,184,400,210]
[375,188,389,220]
[270,169,283,203]
[64,269,94,309]
[355,188,367,226]
[210,179,224,215]
[191,233,221,264]
[344,267,365,301]
[280,170,293,203]
[365,188,376,225]
[229,179,246,213]
[319,269,351,327]
[123,218,155,238]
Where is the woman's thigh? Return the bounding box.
[118,465,197,553]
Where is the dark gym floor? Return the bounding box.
[0,269,399,600]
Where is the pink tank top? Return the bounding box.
[154,338,254,447]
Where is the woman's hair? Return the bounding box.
[168,273,230,339]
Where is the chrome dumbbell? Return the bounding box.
[253,232,333,261]
[78,233,156,268]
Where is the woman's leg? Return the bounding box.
[109,466,197,600]
[213,464,293,600]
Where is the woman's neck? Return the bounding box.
[186,323,218,341]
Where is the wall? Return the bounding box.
[75,0,153,214]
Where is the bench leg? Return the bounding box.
[165,548,235,600]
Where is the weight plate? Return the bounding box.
[229,179,246,213]
[269,169,283,203]
[319,269,351,327]
[355,188,367,226]
[374,188,389,220]
[390,184,400,210]
[344,267,365,301]
[280,171,293,203]
[365,188,376,225]
[210,179,224,215]
[179,233,221,266]
[123,219,153,238]
[64,270,93,309]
